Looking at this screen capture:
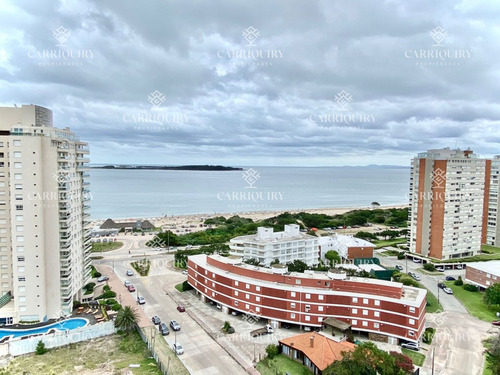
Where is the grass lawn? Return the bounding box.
[413,282,442,313]
[256,355,313,375]
[0,331,163,375]
[445,282,499,322]
[481,244,500,254]
[373,238,407,249]
[381,249,402,256]
[402,348,426,367]
[91,241,123,252]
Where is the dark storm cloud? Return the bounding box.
[0,0,499,166]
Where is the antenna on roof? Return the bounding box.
[14,104,17,107]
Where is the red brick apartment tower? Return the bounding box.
[409,148,487,260]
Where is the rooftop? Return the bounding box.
[467,260,500,275]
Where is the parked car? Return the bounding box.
[182,270,188,275]
[177,305,185,312]
[401,342,420,351]
[395,265,403,271]
[124,280,131,287]
[97,276,109,282]
[410,274,421,281]
[173,343,184,355]
[456,265,463,270]
[126,270,134,276]
[152,316,161,325]
[412,258,422,263]
[159,323,170,335]
[127,284,135,292]
[436,267,445,272]
[443,287,453,294]
[492,321,500,326]
[445,276,456,281]
[438,283,446,289]
[137,296,145,305]
[170,320,181,331]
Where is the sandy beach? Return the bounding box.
[91,204,409,233]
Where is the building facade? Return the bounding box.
[0,105,91,324]
[486,156,500,247]
[464,261,500,289]
[229,224,319,266]
[408,148,488,259]
[188,254,427,344]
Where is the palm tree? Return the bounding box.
[114,306,138,334]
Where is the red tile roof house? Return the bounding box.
[279,332,356,374]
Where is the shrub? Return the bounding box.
[95,291,117,300]
[94,271,102,278]
[111,303,122,311]
[181,280,193,292]
[463,284,478,292]
[423,263,436,272]
[397,253,406,260]
[265,344,279,359]
[423,327,435,344]
[35,340,48,355]
[454,276,464,286]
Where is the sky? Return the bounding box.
[0,0,499,166]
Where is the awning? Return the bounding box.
[323,317,351,331]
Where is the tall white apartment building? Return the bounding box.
[486,156,500,246]
[0,105,91,324]
[408,148,488,260]
[229,224,319,266]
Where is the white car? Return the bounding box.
[126,270,134,276]
[124,280,131,287]
[412,258,422,263]
[401,342,420,351]
[182,270,188,275]
[436,267,444,272]
[456,265,463,270]
[173,343,184,355]
[137,296,146,304]
[443,287,453,295]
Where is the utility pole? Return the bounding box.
[432,347,435,375]
[437,282,440,304]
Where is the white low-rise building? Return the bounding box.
[318,234,375,261]
[229,224,319,266]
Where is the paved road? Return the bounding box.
[95,238,247,375]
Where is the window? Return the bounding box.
[318,306,324,312]
[352,297,358,303]
[374,300,380,306]
[245,293,250,299]
[255,306,260,312]
[256,296,260,302]
[234,301,238,306]
[290,313,296,319]
[18,296,26,302]
[245,304,249,309]
[16,205,23,211]
[17,246,24,252]
[246,283,250,289]
[14,174,22,180]
[17,256,25,262]
[14,162,22,169]
[409,307,415,313]
[13,140,21,146]
[318,295,324,300]
[352,308,358,314]
[235,281,239,286]
[16,215,23,222]
[305,315,310,321]
[256,286,260,291]
[234,291,238,296]
[374,323,380,329]
[212,292,215,297]
[362,310,368,316]
[15,194,22,201]
[13,151,21,158]
[318,317,323,323]
[212,273,215,278]
[16,226,23,232]
[212,282,215,287]
[14,184,22,190]
[16,236,24,242]
[305,293,311,299]
[352,319,358,325]
[18,277,25,282]
[409,319,415,325]
[409,331,415,337]
[204,270,207,275]
[363,298,369,304]
[290,302,296,308]
[374,311,380,317]
[362,321,368,327]
[291,292,296,297]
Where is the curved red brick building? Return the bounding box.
[187,254,426,344]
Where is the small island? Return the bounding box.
[92,165,243,171]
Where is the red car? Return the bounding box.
[492,321,500,326]
[177,305,185,312]
[127,284,135,292]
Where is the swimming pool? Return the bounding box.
[0,318,89,340]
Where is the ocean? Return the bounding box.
[89,166,410,220]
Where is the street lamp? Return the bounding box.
[437,281,440,304]
[405,253,408,274]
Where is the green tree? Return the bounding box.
[35,340,48,355]
[114,306,139,334]
[423,263,436,272]
[354,231,378,241]
[484,283,500,306]
[265,343,279,359]
[244,258,260,266]
[325,250,341,267]
[485,334,500,375]
[371,202,380,208]
[287,259,308,273]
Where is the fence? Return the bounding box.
[1,321,116,357]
